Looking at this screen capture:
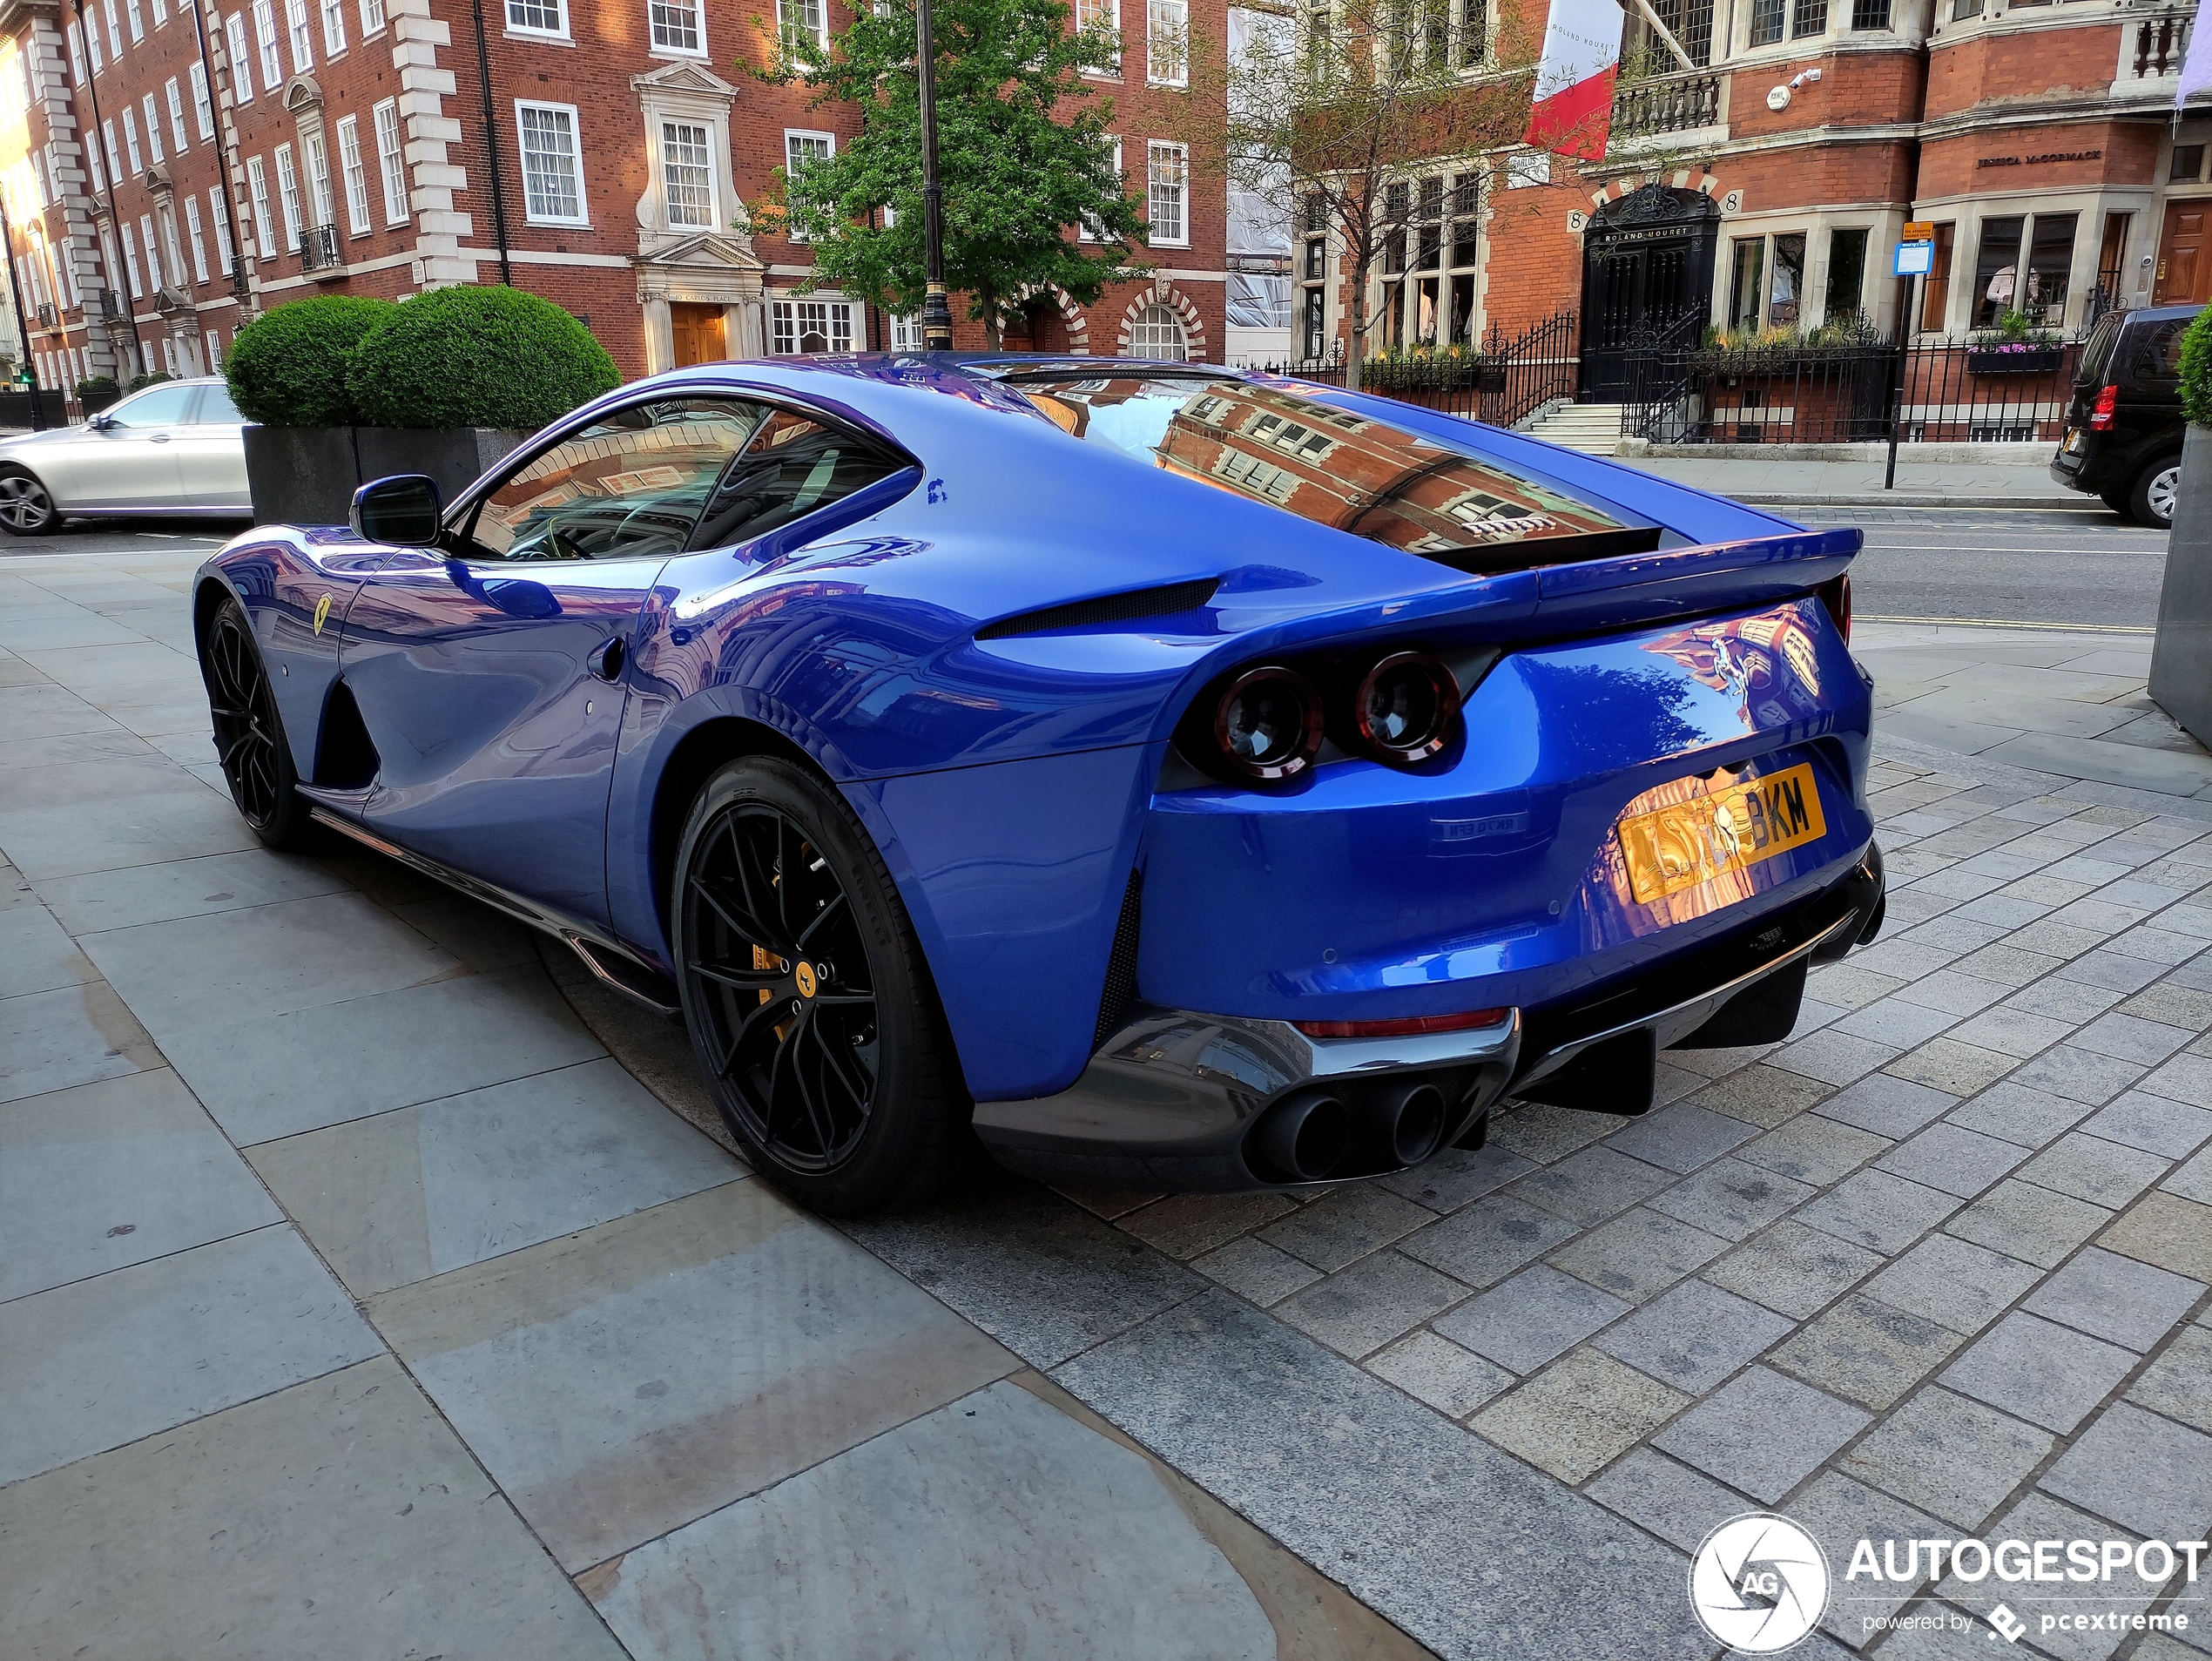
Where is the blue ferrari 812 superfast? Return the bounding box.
[193,355,1884,1213]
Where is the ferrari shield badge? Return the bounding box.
[313,593,332,636]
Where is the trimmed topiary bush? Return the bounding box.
[347,286,617,430]
[226,295,395,426]
[2181,307,2212,429]
[74,375,118,401]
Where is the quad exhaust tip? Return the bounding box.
[1249,1078,1452,1182]
[1372,1080,1447,1166]
[1251,1090,1352,1183]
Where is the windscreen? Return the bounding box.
[2075,311,2128,389]
[1008,373,1660,572]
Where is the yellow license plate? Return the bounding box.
[1615,762,1827,906]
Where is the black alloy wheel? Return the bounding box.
[673,756,965,1213]
[0,466,57,535]
[199,597,310,847]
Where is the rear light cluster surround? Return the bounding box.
[1184,645,1465,784]
[2089,382,2120,432]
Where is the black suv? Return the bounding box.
[2050,303,2199,527]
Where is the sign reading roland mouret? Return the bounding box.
[1977,151,2104,167]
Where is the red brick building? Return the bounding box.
[1289,0,2210,386]
[0,0,1230,395]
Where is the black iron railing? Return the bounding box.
[1244,307,1579,429]
[300,224,342,272]
[33,302,57,329]
[1623,331,2087,445]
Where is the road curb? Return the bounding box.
[1730,493,2098,510]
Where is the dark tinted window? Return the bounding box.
[2132,319,2189,384]
[688,408,909,550]
[463,397,764,562]
[2076,309,2128,388]
[1009,373,1656,571]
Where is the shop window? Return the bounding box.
[1729,237,1764,330]
[2172,145,2205,184]
[1824,226,1868,322]
[1374,169,1482,349]
[2022,213,2076,327]
[770,298,853,354]
[1768,233,1806,328]
[1921,223,1954,332]
[1971,214,2026,327]
[1790,0,1825,37]
[1749,0,1783,44]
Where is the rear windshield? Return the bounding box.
[2076,311,2128,388]
[1004,372,1661,574]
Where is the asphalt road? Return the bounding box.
[1791,503,2171,631]
[3,503,2173,631]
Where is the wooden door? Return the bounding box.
[670,302,727,367]
[2155,202,2209,307]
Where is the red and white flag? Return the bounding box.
[1524,0,1625,161]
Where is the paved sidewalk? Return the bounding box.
[1626,452,2087,509]
[3,548,2210,1661]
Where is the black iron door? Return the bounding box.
[1578,186,1720,400]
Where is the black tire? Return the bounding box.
[0,465,58,535]
[2128,456,2182,530]
[671,755,968,1214]
[198,595,313,847]
[2099,488,2131,518]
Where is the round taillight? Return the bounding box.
[1213,665,1325,780]
[1352,652,1458,764]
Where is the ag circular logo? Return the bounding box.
[1689,1513,1831,1653]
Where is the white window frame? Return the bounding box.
[210,187,234,267]
[648,0,703,54]
[336,111,369,232]
[1076,0,1120,74]
[246,153,273,258]
[139,212,161,287]
[769,296,854,354]
[1147,0,1187,84]
[783,128,832,240]
[152,0,168,24]
[123,107,145,174]
[253,0,282,89]
[226,15,253,102]
[139,94,163,163]
[166,77,190,151]
[887,311,922,349]
[185,193,210,280]
[373,98,408,224]
[321,0,346,52]
[274,141,302,250]
[285,0,314,71]
[66,22,85,82]
[777,0,826,53]
[515,99,587,225]
[1080,136,1122,241]
[505,0,566,36]
[190,62,215,136]
[359,0,385,33]
[125,0,144,44]
[120,223,144,297]
[206,328,222,368]
[658,118,716,229]
[303,127,334,228]
[1147,138,1187,246]
[159,207,185,292]
[101,0,121,58]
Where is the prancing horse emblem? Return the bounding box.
[794,962,818,998]
[313,593,332,636]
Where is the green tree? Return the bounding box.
[757,0,1150,345]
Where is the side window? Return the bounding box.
[688,408,909,550]
[461,396,766,562]
[193,382,245,423]
[2134,320,2188,385]
[105,383,199,426]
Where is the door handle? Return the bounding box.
[588,636,627,683]
[151,434,172,442]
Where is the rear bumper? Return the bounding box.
[974,844,1884,1191]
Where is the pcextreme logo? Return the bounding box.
[1689,1515,2209,1652]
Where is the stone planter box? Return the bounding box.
[1966,347,2063,374]
[244,424,530,527]
[2150,422,2212,747]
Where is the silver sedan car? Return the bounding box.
[0,375,251,534]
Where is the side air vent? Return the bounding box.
[1092,869,1143,1050]
[977,578,1220,641]
[314,680,381,789]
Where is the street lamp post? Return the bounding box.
[915,0,953,350]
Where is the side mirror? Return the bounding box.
[351,473,443,545]
[87,412,114,431]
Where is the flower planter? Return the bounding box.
[243,424,529,526]
[1966,347,2062,374]
[2149,423,2212,746]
